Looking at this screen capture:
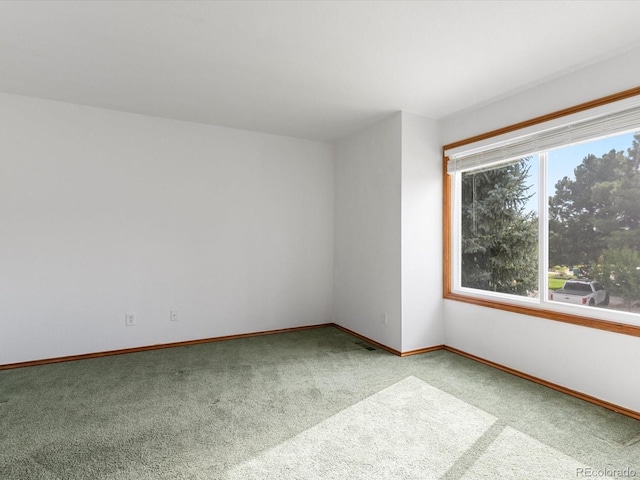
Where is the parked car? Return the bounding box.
[550,280,609,306]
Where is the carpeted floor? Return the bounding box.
[1,326,638,479]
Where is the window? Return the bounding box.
[459,157,538,298]
[443,88,640,336]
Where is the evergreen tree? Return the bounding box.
[594,248,640,311]
[460,159,538,295]
[548,132,640,306]
[549,134,640,267]
[549,150,626,266]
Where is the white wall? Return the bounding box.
[333,113,403,351]
[333,112,445,353]
[0,93,334,365]
[441,47,640,412]
[400,112,444,351]
[441,46,640,145]
[446,302,640,412]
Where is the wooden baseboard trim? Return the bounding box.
[4,323,638,421]
[330,324,403,356]
[0,322,442,370]
[0,323,333,371]
[400,345,445,357]
[329,323,444,357]
[444,345,640,422]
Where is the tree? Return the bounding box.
[460,159,538,295]
[548,150,630,267]
[594,248,640,311]
[549,135,640,267]
[548,132,640,306]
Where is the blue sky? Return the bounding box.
[524,132,637,213]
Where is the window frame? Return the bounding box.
[442,86,640,338]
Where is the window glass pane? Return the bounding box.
[460,158,538,297]
[548,132,640,313]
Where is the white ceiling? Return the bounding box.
[2,1,640,142]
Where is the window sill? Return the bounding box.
[444,290,640,338]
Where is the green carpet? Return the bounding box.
[227,376,595,479]
[1,326,638,479]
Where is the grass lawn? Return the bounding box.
[548,275,569,290]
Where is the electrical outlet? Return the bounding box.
[125,313,136,326]
[170,310,178,322]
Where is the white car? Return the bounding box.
[550,280,610,307]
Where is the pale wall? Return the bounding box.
[333,113,403,351]
[333,111,445,353]
[0,93,334,364]
[441,47,640,412]
[400,112,444,351]
[441,46,640,145]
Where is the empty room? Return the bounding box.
[2,1,640,479]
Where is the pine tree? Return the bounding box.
[594,248,640,310]
[460,159,538,295]
[548,133,640,306]
[549,149,631,267]
[549,134,640,266]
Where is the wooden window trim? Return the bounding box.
[442,86,640,338]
